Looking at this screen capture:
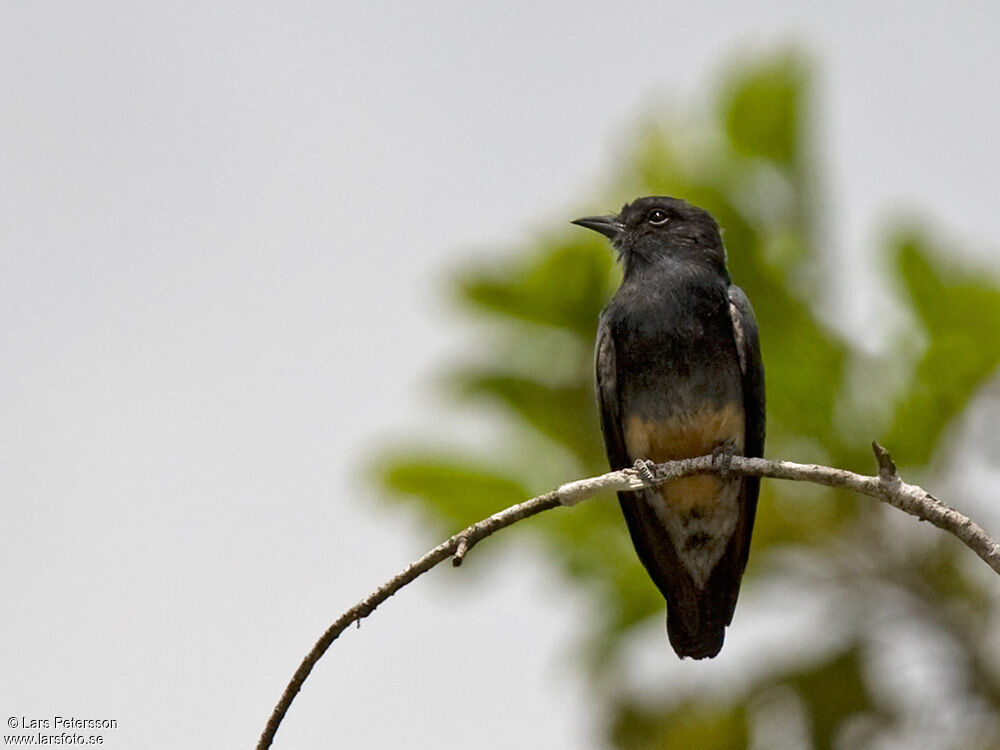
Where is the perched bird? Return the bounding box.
[573,197,765,659]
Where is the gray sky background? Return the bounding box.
[2,2,999,748]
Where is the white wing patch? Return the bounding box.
[729,298,747,375]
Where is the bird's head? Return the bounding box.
[572,196,727,277]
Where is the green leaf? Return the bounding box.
[612,699,749,750]
[720,53,807,167]
[885,233,1000,465]
[453,372,605,467]
[456,240,616,338]
[377,456,528,530]
[782,646,881,750]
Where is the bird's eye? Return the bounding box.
[648,209,669,225]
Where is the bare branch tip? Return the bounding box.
[871,440,898,481]
[452,534,470,567]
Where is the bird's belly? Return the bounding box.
[624,402,745,587]
[624,402,745,497]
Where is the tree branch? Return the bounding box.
[256,442,999,749]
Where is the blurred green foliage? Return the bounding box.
[374,52,1000,748]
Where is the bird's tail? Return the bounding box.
[666,607,726,660]
[665,559,742,659]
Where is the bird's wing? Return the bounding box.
[727,285,765,472]
[594,313,628,470]
[724,284,766,581]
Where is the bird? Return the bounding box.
[572,196,765,659]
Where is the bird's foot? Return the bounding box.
[712,441,736,479]
[633,458,658,486]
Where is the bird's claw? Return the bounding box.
[713,442,736,479]
[633,459,658,486]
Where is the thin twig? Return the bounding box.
[256,490,561,750]
[452,532,471,567]
[257,443,1000,749]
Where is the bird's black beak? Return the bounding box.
[571,215,624,242]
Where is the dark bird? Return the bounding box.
[573,196,765,659]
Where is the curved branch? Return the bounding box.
[257,442,1000,749]
[255,489,562,750]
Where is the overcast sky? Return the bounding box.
[2,2,999,748]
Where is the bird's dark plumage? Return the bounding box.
[575,196,765,659]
